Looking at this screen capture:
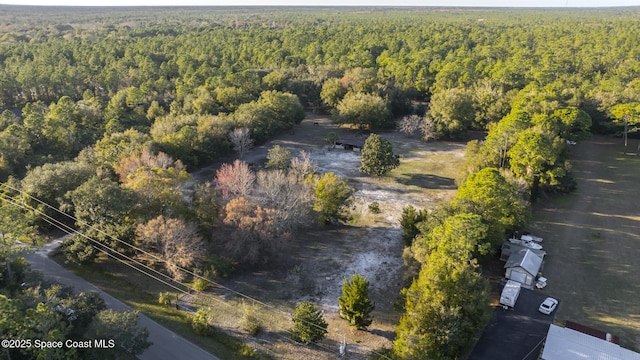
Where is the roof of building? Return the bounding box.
[566,321,620,345]
[504,248,543,276]
[542,324,640,360]
[335,137,366,148]
[500,241,546,261]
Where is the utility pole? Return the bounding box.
[624,114,628,154]
[339,334,347,357]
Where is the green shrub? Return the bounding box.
[291,301,327,344]
[158,292,172,306]
[192,270,214,291]
[240,302,262,336]
[368,202,381,214]
[191,308,213,336]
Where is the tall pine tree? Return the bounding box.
[338,272,375,330]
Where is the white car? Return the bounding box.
[539,297,558,315]
[521,232,543,243]
[507,238,543,250]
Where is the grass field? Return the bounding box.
[531,136,640,351]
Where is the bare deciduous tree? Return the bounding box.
[399,114,422,138]
[420,116,437,142]
[229,127,254,159]
[255,169,314,232]
[289,150,317,181]
[135,215,204,280]
[115,147,184,182]
[214,159,255,200]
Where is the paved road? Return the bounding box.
[23,239,219,360]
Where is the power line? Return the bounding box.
[0,190,347,356]
[0,191,190,294]
[1,182,393,359]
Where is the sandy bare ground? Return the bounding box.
[531,135,640,351]
[181,114,467,359]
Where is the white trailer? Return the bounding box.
[500,280,522,308]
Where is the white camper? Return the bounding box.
[500,280,522,308]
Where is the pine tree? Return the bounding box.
[400,205,428,246]
[338,272,375,329]
[359,133,400,176]
[291,301,328,344]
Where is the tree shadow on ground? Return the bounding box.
[370,328,395,341]
[396,173,456,189]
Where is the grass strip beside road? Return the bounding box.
[50,251,263,360]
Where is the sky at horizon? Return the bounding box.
[1,0,640,7]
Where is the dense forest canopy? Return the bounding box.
[3,6,640,358]
[1,5,637,235]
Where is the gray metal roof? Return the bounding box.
[504,248,543,276]
[542,324,640,360]
[501,241,546,260]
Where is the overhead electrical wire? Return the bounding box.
[1,182,394,359]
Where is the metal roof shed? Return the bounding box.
[504,249,543,289]
[542,324,640,360]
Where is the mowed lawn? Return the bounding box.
[531,135,640,351]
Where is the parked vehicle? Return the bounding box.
[507,238,543,250]
[539,297,558,315]
[521,232,543,243]
[500,280,522,308]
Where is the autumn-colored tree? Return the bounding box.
[135,215,204,280]
[214,159,255,200]
[223,197,281,264]
[116,147,184,182]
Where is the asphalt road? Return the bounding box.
[23,239,219,360]
[469,287,557,360]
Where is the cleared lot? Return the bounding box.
[530,136,640,351]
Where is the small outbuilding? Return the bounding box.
[504,249,543,289]
[335,137,366,151]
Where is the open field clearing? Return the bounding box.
[191,115,467,358]
[52,113,468,359]
[531,136,640,351]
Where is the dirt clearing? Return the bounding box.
[183,114,467,359]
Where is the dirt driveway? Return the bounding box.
[531,135,640,351]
